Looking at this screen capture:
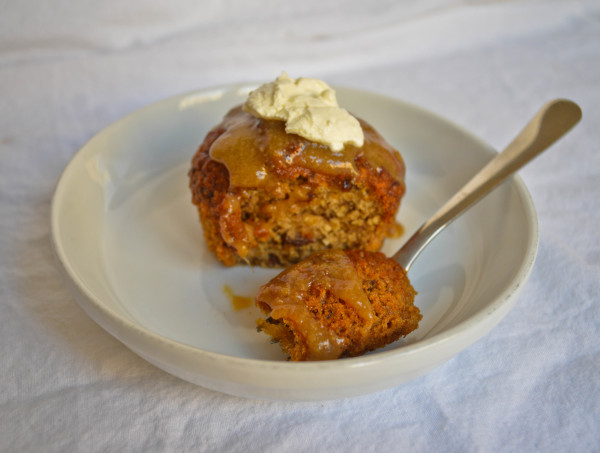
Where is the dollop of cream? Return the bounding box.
[243,72,364,151]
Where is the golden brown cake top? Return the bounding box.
[208,106,405,188]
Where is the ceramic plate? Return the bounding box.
[51,84,538,400]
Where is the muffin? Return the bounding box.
[188,73,407,267]
[255,249,420,360]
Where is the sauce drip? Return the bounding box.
[209,106,404,188]
[387,221,405,238]
[223,285,253,311]
[255,250,374,360]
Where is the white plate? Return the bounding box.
[51,84,538,400]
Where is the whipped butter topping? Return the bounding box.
[243,72,364,151]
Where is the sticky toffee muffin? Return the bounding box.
[188,106,406,267]
[255,249,420,360]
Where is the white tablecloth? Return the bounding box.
[2,1,598,451]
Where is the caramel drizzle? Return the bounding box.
[255,250,374,360]
[208,106,404,188]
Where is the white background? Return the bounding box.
[1,0,598,451]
